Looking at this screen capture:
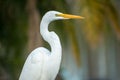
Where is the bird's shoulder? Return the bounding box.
[29,47,50,63]
[33,47,50,54]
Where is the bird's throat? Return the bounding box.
[40,19,62,56]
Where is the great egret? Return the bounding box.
[19,11,84,80]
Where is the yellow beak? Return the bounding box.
[56,13,84,19]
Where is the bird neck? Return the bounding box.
[40,18,62,56]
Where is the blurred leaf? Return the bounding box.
[63,21,81,66]
[79,0,120,48]
[0,0,27,79]
[104,0,120,39]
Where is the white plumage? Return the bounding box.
[19,11,84,80]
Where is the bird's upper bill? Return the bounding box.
[56,13,84,19]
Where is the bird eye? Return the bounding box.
[55,14,59,17]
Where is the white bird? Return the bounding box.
[19,11,84,80]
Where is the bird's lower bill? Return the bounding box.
[56,13,84,19]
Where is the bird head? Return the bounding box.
[42,11,84,22]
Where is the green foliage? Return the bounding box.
[79,0,120,48]
[0,0,28,79]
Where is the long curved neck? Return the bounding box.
[40,17,62,56]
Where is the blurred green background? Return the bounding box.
[0,0,120,80]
